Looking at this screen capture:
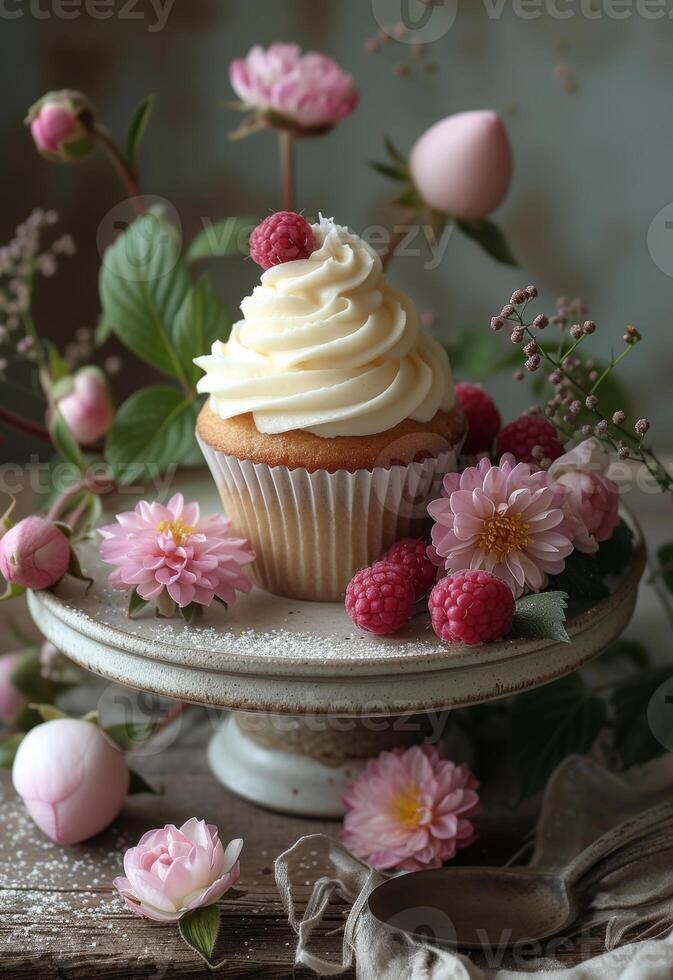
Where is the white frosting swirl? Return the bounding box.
[195,216,454,438]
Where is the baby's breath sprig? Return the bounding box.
[490,287,672,495]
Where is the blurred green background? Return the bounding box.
[1,0,671,457]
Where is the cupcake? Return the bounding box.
[195,213,465,601]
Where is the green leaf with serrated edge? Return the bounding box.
[105,386,198,485]
[49,409,84,470]
[186,218,256,263]
[174,277,229,386]
[128,589,149,618]
[509,674,606,797]
[370,160,407,181]
[549,552,609,602]
[457,218,518,266]
[126,94,155,173]
[29,703,67,722]
[510,591,569,643]
[104,721,156,751]
[656,543,673,597]
[610,666,673,769]
[98,214,192,384]
[128,769,160,795]
[178,905,221,965]
[0,734,23,768]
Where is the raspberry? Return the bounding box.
[345,562,414,636]
[380,538,436,599]
[496,414,564,464]
[249,211,316,269]
[454,382,501,455]
[429,570,514,645]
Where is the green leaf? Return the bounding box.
[104,720,156,751]
[611,666,673,769]
[0,733,24,768]
[549,552,609,602]
[128,588,149,619]
[174,278,229,386]
[445,327,502,382]
[596,521,634,577]
[128,769,160,795]
[392,184,424,210]
[10,650,57,702]
[98,214,192,384]
[126,94,155,173]
[656,543,673,597]
[370,160,407,181]
[509,674,607,796]
[186,218,255,263]
[384,136,408,168]
[49,409,84,470]
[45,341,70,384]
[510,591,569,643]
[456,218,518,266]
[178,905,221,965]
[0,582,26,603]
[29,703,68,722]
[105,386,198,485]
[179,602,199,624]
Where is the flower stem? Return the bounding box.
[96,127,145,216]
[0,406,51,443]
[279,131,295,211]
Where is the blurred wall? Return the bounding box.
[1,0,671,451]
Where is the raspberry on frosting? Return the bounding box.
[345,562,414,635]
[496,414,564,464]
[429,570,514,645]
[249,211,316,269]
[454,382,501,455]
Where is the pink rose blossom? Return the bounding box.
[114,819,242,922]
[0,652,26,724]
[0,516,70,589]
[98,493,255,609]
[410,111,512,220]
[12,718,129,844]
[428,454,574,598]
[342,745,480,872]
[230,42,358,130]
[548,438,620,553]
[55,367,115,446]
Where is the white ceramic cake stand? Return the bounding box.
[27,482,645,817]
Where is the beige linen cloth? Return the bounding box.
[275,754,673,978]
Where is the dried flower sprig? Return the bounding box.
[491,287,672,496]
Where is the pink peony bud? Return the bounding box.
[114,819,243,921]
[0,517,70,589]
[55,367,115,446]
[548,438,620,554]
[0,653,26,724]
[409,110,513,220]
[230,42,358,132]
[25,89,97,163]
[12,718,129,844]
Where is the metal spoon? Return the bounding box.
[368,802,673,950]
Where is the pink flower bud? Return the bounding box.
[548,439,620,553]
[409,110,512,220]
[25,89,97,163]
[0,517,70,589]
[55,367,115,445]
[12,718,129,844]
[0,653,26,724]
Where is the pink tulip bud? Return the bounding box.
[0,516,70,589]
[55,367,115,446]
[409,110,513,220]
[12,718,129,844]
[25,89,97,163]
[0,653,26,724]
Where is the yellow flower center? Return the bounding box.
[478,512,531,562]
[390,782,426,829]
[155,517,195,546]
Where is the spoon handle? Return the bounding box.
[562,801,673,890]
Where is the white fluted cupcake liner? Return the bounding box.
[197,437,458,602]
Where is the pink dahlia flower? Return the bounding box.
[428,454,574,598]
[114,819,242,922]
[98,493,255,609]
[342,745,479,872]
[548,438,620,554]
[230,42,358,131]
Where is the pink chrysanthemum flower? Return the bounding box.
[341,745,480,872]
[98,493,255,610]
[428,454,574,598]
